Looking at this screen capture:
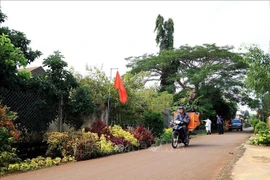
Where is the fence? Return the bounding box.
[0,87,57,134]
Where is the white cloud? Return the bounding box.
[1,1,269,78]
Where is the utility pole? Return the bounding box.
[106,68,118,125]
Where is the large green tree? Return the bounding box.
[0,10,41,64]
[244,45,270,95]
[0,34,27,89]
[126,44,249,118]
[154,14,177,93]
[244,45,270,120]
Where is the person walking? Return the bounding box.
[203,118,212,135]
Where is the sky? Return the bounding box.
[1,1,270,79]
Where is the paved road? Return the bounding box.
[2,128,252,180]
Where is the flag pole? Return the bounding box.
[107,68,118,125]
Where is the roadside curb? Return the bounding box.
[218,142,247,180]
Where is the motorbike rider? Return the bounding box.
[174,106,190,143]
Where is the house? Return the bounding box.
[18,66,45,76]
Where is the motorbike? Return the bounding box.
[171,120,189,148]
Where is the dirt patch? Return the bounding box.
[217,143,246,180]
[252,156,270,163]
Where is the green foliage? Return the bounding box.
[159,128,173,143]
[1,155,75,176]
[17,69,32,81]
[250,116,260,129]
[0,103,19,152]
[154,14,174,50]
[0,10,7,23]
[254,121,268,134]
[0,127,13,153]
[0,10,41,66]
[0,150,21,169]
[43,51,78,95]
[261,94,270,121]
[77,65,110,119]
[250,128,270,146]
[44,131,100,161]
[244,45,270,95]
[126,44,250,114]
[154,14,175,93]
[65,86,96,129]
[143,110,165,137]
[0,27,42,64]
[0,34,28,89]
[99,134,118,155]
[110,125,139,147]
[44,126,140,161]
[137,89,173,112]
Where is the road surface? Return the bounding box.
[2,128,252,180]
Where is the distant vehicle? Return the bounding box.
[228,119,243,131]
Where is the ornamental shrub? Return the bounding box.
[254,121,269,134]
[160,128,173,144]
[44,130,100,161]
[1,155,75,176]
[99,134,118,155]
[250,116,260,129]
[130,125,154,148]
[90,120,110,137]
[250,128,270,146]
[110,125,139,147]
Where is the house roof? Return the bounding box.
[18,66,45,75]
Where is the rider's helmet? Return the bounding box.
[179,106,185,110]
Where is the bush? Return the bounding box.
[43,132,69,158]
[110,125,139,147]
[72,131,100,161]
[99,135,118,155]
[0,104,21,174]
[90,120,110,137]
[250,116,260,129]
[143,110,164,137]
[44,130,100,161]
[130,126,155,148]
[250,128,270,146]
[106,135,130,151]
[0,127,13,153]
[159,128,173,144]
[0,150,21,170]
[254,121,269,134]
[1,155,75,176]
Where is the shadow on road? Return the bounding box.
[225,128,253,134]
[186,143,221,148]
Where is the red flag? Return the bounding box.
[114,71,128,103]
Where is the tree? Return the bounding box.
[243,45,270,121]
[78,65,110,115]
[0,10,41,64]
[126,44,249,119]
[127,44,248,99]
[244,45,270,95]
[0,34,27,89]
[143,110,164,137]
[65,86,96,130]
[154,14,177,93]
[154,14,174,50]
[0,9,7,23]
[42,51,79,131]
